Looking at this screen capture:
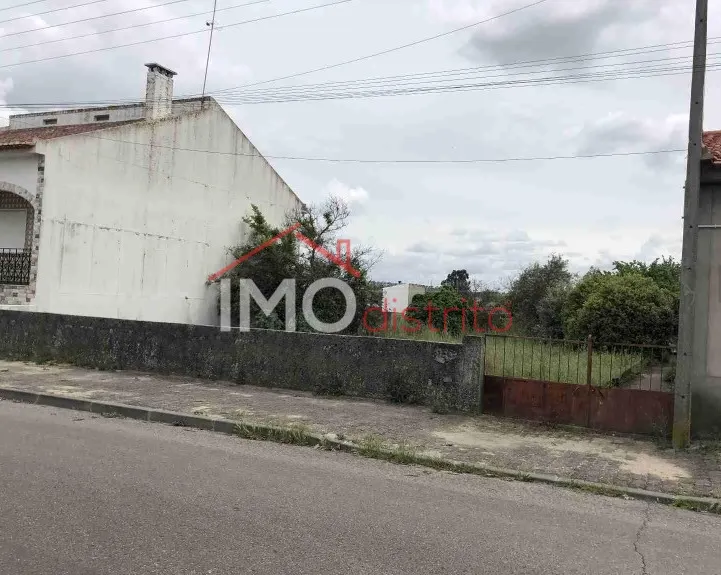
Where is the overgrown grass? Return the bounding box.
[484,336,659,387]
[364,326,672,388]
[362,325,462,344]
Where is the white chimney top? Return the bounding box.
[144,63,177,121]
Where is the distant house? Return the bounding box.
[382,283,428,313]
[0,63,302,325]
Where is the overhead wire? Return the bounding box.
[0,0,354,70]
[3,36,713,109]
[0,0,199,41]
[4,58,717,110]
[1,111,687,166]
[218,49,719,96]
[213,53,720,102]
[218,67,719,104]
[0,0,114,25]
[0,0,53,13]
[205,57,721,105]
[209,0,553,93]
[0,0,270,52]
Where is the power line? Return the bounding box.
[5,61,719,111]
[4,59,719,111]
[3,35,714,108]
[212,62,721,104]
[209,0,552,94]
[0,0,53,14]
[216,53,721,100]
[0,0,270,52]
[0,0,215,42]
[44,130,689,163]
[0,0,354,70]
[212,37,707,96]
[0,0,113,25]
[3,111,686,165]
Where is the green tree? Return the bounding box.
[402,285,508,336]
[612,256,681,296]
[407,285,468,336]
[564,273,676,346]
[442,269,471,295]
[507,254,573,337]
[536,283,571,339]
[218,199,380,334]
[563,257,680,345]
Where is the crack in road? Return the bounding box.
[634,502,652,575]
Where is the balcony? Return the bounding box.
[0,248,31,285]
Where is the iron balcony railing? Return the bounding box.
[0,248,31,285]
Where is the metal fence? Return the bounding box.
[484,334,676,392]
[0,248,31,285]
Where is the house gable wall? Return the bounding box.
[35,106,303,325]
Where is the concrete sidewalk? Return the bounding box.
[1,360,719,499]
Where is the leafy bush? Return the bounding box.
[507,254,573,337]
[402,285,502,336]
[218,200,381,334]
[564,273,676,346]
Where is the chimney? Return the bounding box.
[144,63,176,121]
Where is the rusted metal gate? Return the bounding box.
[483,335,675,435]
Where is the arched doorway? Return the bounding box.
[0,186,35,287]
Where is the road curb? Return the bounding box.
[1,386,719,514]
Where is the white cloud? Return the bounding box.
[325,178,370,209]
[0,78,27,127]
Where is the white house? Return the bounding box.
[382,283,428,313]
[0,63,303,325]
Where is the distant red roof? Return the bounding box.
[703,131,721,164]
[0,120,142,149]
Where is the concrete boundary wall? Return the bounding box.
[0,311,485,412]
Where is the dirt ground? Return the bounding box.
[1,360,719,498]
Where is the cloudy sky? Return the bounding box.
[1,0,719,287]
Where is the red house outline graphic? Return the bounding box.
[207,223,361,283]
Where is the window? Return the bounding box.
[94,114,110,122]
[42,118,57,125]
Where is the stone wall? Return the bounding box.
[0,310,485,412]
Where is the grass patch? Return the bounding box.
[362,326,462,344]
[484,336,671,388]
[670,497,721,514]
[362,327,672,388]
[234,421,320,447]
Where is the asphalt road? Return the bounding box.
[0,402,719,575]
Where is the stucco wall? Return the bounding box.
[32,104,302,326]
[0,310,484,412]
[693,173,721,435]
[0,151,39,195]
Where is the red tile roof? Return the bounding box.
[702,131,721,164]
[0,120,142,149]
